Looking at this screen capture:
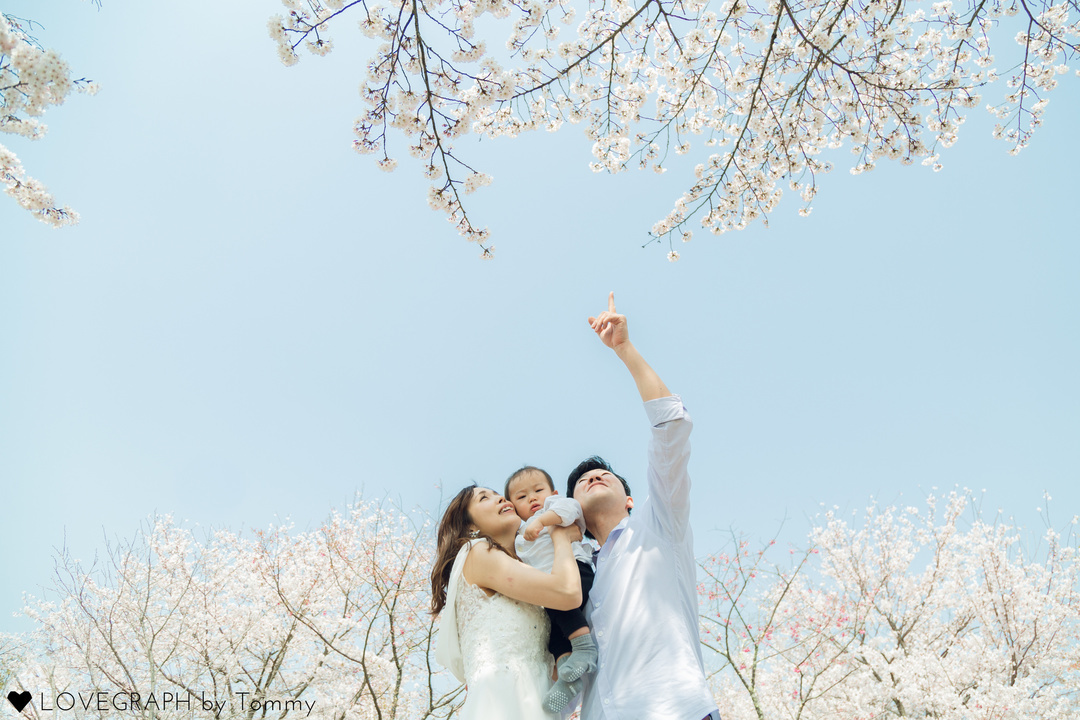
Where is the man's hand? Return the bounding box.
[587,291,671,402]
[588,292,629,351]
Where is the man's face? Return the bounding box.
[574,469,631,512]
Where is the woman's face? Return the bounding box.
[468,487,519,537]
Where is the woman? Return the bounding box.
[431,484,582,719]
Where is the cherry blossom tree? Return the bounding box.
[13,501,462,720]
[700,491,1080,720]
[7,492,1078,720]
[1,3,98,228]
[0,633,29,692]
[267,0,1078,257]
[699,536,864,720]
[252,504,462,719]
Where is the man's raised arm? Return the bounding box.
[588,292,671,402]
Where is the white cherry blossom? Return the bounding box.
[1,8,98,229]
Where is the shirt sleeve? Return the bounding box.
[543,496,587,533]
[643,394,693,542]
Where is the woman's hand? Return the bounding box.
[550,524,583,544]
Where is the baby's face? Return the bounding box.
[508,471,556,520]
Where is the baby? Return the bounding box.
[505,466,599,714]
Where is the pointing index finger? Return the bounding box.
[608,291,616,313]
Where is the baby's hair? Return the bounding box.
[504,465,555,498]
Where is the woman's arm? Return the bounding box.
[463,526,582,610]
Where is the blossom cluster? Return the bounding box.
[269,0,511,256]
[1,13,97,229]
[269,0,1077,257]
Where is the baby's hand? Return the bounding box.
[523,518,544,542]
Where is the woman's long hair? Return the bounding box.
[429,484,514,615]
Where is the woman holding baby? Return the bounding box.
[430,478,590,719]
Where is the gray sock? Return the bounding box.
[543,675,584,714]
[557,633,598,682]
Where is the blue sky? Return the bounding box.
[1,0,1077,635]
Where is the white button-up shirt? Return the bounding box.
[580,395,719,720]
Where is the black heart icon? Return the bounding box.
[7,691,31,713]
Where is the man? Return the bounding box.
[566,292,720,720]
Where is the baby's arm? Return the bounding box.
[523,509,564,542]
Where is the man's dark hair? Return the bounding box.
[566,456,632,503]
[504,465,555,498]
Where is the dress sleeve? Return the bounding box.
[642,394,693,542]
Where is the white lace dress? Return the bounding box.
[436,540,557,720]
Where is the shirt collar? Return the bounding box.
[593,516,630,563]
